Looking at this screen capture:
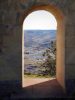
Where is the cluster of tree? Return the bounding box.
[40,40,56,76]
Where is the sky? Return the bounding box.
[23,10,57,30]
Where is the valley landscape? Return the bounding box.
[24,30,56,77]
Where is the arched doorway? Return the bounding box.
[22,5,65,90]
[23,10,57,87]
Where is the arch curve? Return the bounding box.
[21,5,64,25]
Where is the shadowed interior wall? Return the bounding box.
[0,0,75,92]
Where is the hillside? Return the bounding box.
[24,30,56,48]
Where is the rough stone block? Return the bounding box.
[66,64,75,78]
[65,47,75,64]
[65,26,75,48]
[66,36,75,48]
[66,79,75,95]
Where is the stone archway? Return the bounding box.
[1,0,75,97]
[21,5,65,90]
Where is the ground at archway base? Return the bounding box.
[10,78,66,99]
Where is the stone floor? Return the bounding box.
[13,79,66,99]
[0,79,66,99]
[22,77,55,87]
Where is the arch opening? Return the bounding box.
[22,5,65,90]
[23,10,57,87]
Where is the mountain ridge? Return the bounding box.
[24,30,56,48]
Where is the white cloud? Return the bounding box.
[23,10,57,30]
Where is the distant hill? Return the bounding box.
[24,30,56,48]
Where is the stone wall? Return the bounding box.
[0,0,75,94]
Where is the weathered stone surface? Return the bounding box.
[66,13,75,26]
[66,79,75,95]
[65,26,75,48]
[66,64,75,78]
[0,0,75,96]
[65,47,75,64]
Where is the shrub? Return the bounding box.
[40,40,56,76]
